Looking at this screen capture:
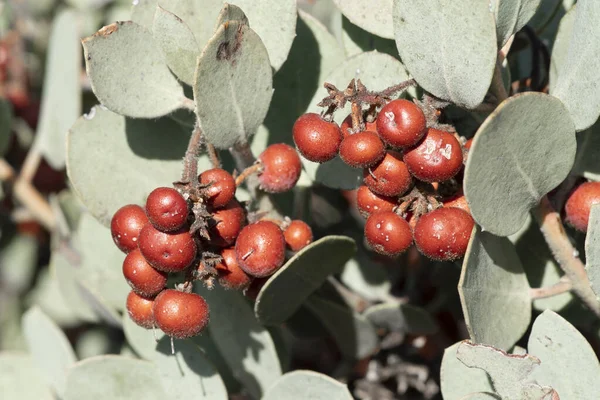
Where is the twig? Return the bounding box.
[180,97,195,112]
[206,143,221,169]
[533,197,600,317]
[19,147,41,182]
[235,163,262,187]
[181,123,204,186]
[490,60,509,104]
[530,277,572,300]
[351,101,362,132]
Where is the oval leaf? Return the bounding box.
[440,342,494,400]
[263,370,353,400]
[393,0,496,108]
[459,393,500,400]
[193,21,273,149]
[340,256,391,302]
[82,21,186,118]
[214,3,249,28]
[549,4,576,90]
[458,226,531,351]
[585,205,600,299]
[341,15,398,58]
[255,235,356,325]
[122,312,164,360]
[493,0,543,47]
[332,0,394,39]
[551,0,600,131]
[464,93,576,236]
[0,353,54,400]
[363,303,438,335]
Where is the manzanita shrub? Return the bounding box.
[3,0,600,399]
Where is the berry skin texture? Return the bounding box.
[213,247,252,291]
[258,143,302,193]
[122,248,168,297]
[111,204,149,253]
[235,221,286,278]
[413,207,474,261]
[138,224,197,272]
[284,220,313,252]
[364,211,413,257]
[339,131,385,168]
[363,151,412,197]
[153,289,210,339]
[126,291,156,329]
[443,192,470,214]
[340,114,377,138]
[199,168,236,209]
[145,187,189,232]
[356,185,397,218]
[564,181,600,232]
[292,113,342,163]
[403,128,463,183]
[209,200,247,246]
[376,99,427,148]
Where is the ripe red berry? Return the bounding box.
[235,221,286,278]
[153,289,209,339]
[464,138,473,150]
[403,128,463,182]
[564,181,600,232]
[340,114,377,138]
[138,224,197,272]
[111,204,149,253]
[126,291,156,329]
[413,207,474,261]
[145,187,188,232]
[292,113,342,163]
[209,200,246,246]
[339,131,385,168]
[258,143,302,193]
[443,191,470,214]
[199,168,236,209]
[123,248,168,297]
[364,211,413,257]
[283,220,313,252]
[356,185,397,218]
[363,151,412,197]
[212,247,252,291]
[376,99,427,148]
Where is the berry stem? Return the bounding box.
[533,196,600,318]
[351,99,362,132]
[235,163,262,187]
[206,143,221,169]
[529,277,572,300]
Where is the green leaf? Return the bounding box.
[341,15,399,58]
[255,236,356,325]
[572,119,600,181]
[214,3,249,28]
[363,303,438,335]
[393,0,496,109]
[130,0,159,28]
[152,6,199,86]
[459,393,500,400]
[192,334,242,394]
[332,0,394,40]
[305,295,378,360]
[193,21,272,149]
[122,312,164,360]
[0,353,54,400]
[340,256,391,302]
[302,52,409,189]
[492,0,543,47]
[529,311,600,399]
[26,268,81,327]
[440,342,494,400]
[0,99,13,157]
[464,93,576,236]
[549,4,576,91]
[263,370,353,400]
[586,205,600,299]
[153,338,228,399]
[64,356,167,400]
[196,284,281,398]
[82,21,186,118]
[34,9,80,169]
[0,233,38,293]
[551,1,600,131]
[458,226,531,350]
[22,307,77,397]
[456,341,554,399]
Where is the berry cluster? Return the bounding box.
[111,144,313,337]
[293,88,474,261]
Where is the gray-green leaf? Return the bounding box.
[586,205,600,299]
[492,0,543,47]
[549,4,576,91]
[332,0,394,39]
[0,353,54,400]
[440,342,494,400]
[263,370,353,400]
[363,303,438,335]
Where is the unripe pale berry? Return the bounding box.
[235,221,286,278]
[213,247,252,291]
[564,181,600,232]
[153,289,210,339]
[258,144,302,193]
[209,200,246,246]
[111,204,149,253]
[122,248,168,297]
[145,187,188,232]
[339,131,385,168]
[199,168,236,209]
[413,207,474,261]
[126,291,156,329]
[376,99,427,148]
[403,128,463,182]
[363,151,412,197]
[364,211,413,257]
[138,224,197,272]
[283,220,313,252]
[293,113,342,163]
[356,185,397,218]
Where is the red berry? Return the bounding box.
[292,113,342,163]
[153,289,209,339]
[145,187,188,232]
[212,247,252,291]
[340,114,377,138]
[413,207,474,261]
[376,99,426,148]
[209,200,246,246]
[126,291,156,329]
[363,151,412,197]
[284,220,313,252]
[235,221,286,278]
[464,138,473,150]
[564,181,600,232]
[339,131,385,168]
[138,224,197,272]
[258,144,302,193]
[403,128,463,182]
[123,249,168,297]
[364,211,413,257]
[111,204,149,253]
[443,191,470,214]
[356,185,397,218]
[199,168,236,209]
